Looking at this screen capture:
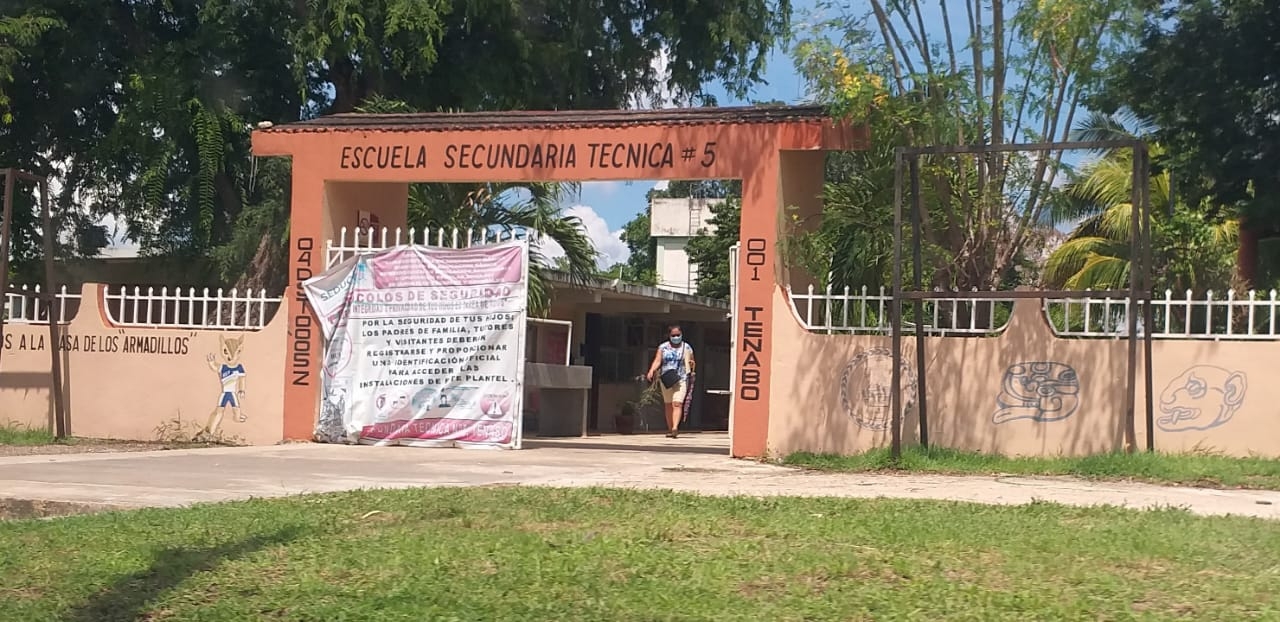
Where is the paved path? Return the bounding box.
[1,438,1278,519]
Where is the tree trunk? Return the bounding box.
[212,171,242,245]
[329,58,363,113]
[1237,220,1258,288]
[221,231,287,326]
[233,231,287,294]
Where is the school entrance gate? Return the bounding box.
[251,106,867,457]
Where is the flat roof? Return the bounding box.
[546,271,729,314]
[259,105,829,134]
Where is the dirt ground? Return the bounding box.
[0,439,224,458]
[2,437,1279,520]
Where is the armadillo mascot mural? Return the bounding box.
[302,241,530,449]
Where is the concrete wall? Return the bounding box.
[767,287,1280,459]
[651,197,725,295]
[15,280,1266,458]
[654,237,694,294]
[650,197,721,237]
[0,284,286,444]
[324,181,408,243]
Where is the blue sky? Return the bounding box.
[102,0,1096,263]
[571,52,807,229]
[100,28,810,259]
[561,23,813,266]
[561,0,1097,267]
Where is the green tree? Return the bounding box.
[1094,0,1280,287]
[1043,133,1237,292]
[1,0,793,288]
[685,198,741,299]
[1,0,301,282]
[646,180,742,201]
[790,0,1145,292]
[616,212,658,286]
[0,10,61,123]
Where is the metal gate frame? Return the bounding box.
[889,141,1155,459]
[0,168,68,438]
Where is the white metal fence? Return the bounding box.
[2,225,567,339]
[787,285,1015,336]
[786,285,1280,341]
[101,286,282,330]
[4,285,81,324]
[1044,289,1280,340]
[327,226,537,268]
[327,227,570,365]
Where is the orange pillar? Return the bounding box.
[282,157,325,440]
[731,147,781,458]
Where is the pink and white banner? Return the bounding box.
[303,241,529,449]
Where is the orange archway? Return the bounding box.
[251,106,867,457]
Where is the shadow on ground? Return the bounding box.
[62,527,301,622]
[523,439,729,455]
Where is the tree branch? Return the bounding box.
[901,0,934,77]
[964,0,987,188]
[869,0,919,86]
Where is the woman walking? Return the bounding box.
[646,324,695,438]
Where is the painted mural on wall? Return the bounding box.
[993,362,1080,424]
[1157,365,1247,432]
[0,314,281,445]
[200,335,248,438]
[839,347,916,431]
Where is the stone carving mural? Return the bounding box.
[993,362,1080,424]
[1158,365,1247,432]
[839,347,916,431]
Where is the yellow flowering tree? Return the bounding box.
[789,0,1146,295]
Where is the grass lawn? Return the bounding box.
[785,446,1280,490]
[2,488,1279,621]
[0,422,55,445]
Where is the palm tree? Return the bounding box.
[407,182,599,315]
[1043,113,1237,291]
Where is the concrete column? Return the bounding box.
[281,176,409,441]
[323,181,410,245]
[779,150,827,292]
[731,148,781,457]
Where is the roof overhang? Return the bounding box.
[251,104,868,166]
[546,271,729,321]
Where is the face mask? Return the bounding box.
[670,336,682,345]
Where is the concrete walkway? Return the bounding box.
[1,435,1278,519]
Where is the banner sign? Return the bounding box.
[303,241,529,448]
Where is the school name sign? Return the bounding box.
[303,241,529,449]
[336,140,722,172]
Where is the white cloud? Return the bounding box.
[537,205,629,270]
[593,181,623,197]
[652,180,670,191]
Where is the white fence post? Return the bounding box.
[325,225,533,269]
[785,284,1280,341]
[5,284,81,324]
